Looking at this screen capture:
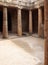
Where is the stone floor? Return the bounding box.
[0,36,44,65]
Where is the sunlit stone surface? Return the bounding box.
[0,37,44,65]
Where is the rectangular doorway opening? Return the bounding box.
[22,9,29,36]
[8,8,18,38]
[32,9,38,34]
[8,11,12,33]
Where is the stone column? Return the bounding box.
[38,7,42,37]
[29,10,32,34]
[17,8,22,36]
[3,7,8,38]
[44,0,48,65]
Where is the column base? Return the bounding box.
[29,33,32,35]
[3,36,8,39]
[17,34,22,37]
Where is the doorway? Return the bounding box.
[22,9,29,35]
[32,9,38,34]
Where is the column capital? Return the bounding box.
[18,7,22,10]
[38,6,42,9]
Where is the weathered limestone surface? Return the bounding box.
[44,0,48,65]
[3,7,8,38]
[17,8,22,36]
[0,37,44,65]
[29,10,32,34]
[0,0,44,9]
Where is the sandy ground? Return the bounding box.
[0,36,44,65]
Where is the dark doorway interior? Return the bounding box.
[42,6,44,24]
[22,9,29,35]
[0,11,3,32]
[32,9,38,33]
[8,11,12,32]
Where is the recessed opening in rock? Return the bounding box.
[8,11,12,33]
[32,9,38,34]
[22,9,29,36]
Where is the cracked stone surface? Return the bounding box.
[0,36,44,65]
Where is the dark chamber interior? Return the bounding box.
[22,10,29,34]
[0,11,12,33]
[32,9,38,33]
[8,11,12,32]
[42,7,44,24]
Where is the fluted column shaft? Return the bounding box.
[38,7,42,37]
[3,7,8,38]
[29,10,32,34]
[17,8,22,36]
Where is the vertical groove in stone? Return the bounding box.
[17,8,22,36]
[38,7,42,37]
[29,10,32,34]
[3,7,8,38]
[44,0,48,65]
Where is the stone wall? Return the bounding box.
[44,0,48,65]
